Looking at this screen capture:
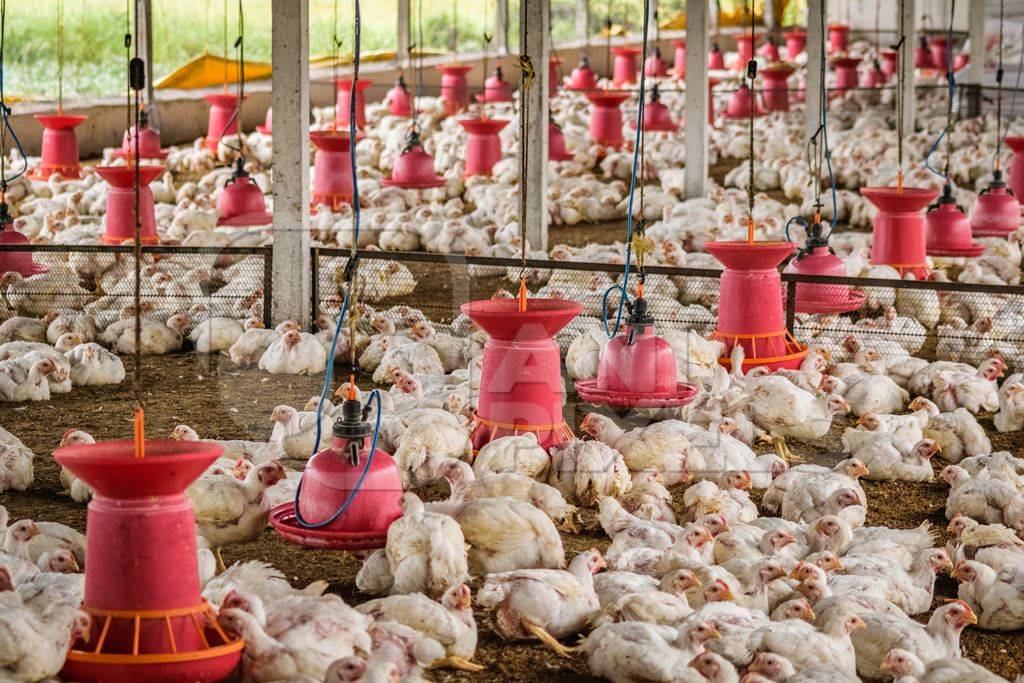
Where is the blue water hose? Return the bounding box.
[924,2,958,186]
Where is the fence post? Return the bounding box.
[262,247,273,329]
[310,247,320,328]
[784,277,796,333]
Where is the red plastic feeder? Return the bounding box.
[310,130,355,211]
[53,439,244,683]
[862,60,886,88]
[256,107,272,135]
[631,85,677,132]
[383,130,446,189]
[761,63,795,112]
[29,114,87,180]
[759,39,781,63]
[438,63,473,116]
[97,165,163,245]
[709,43,726,70]
[203,93,243,152]
[785,29,806,60]
[706,240,808,372]
[930,37,953,73]
[671,39,686,80]
[114,113,168,160]
[549,120,574,162]
[612,46,641,87]
[476,66,514,103]
[461,298,581,452]
[783,222,864,314]
[216,159,272,227]
[387,76,414,117]
[0,203,48,276]
[828,24,850,54]
[586,90,630,148]
[971,171,1021,237]
[1005,137,1024,202]
[568,56,598,90]
[736,31,757,69]
[861,186,938,279]
[336,79,371,129]
[271,398,403,550]
[725,83,763,119]
[954,53,969,72]
[925,185,984,257]
[880,49,899,78]
[644,47,669,77]
[915,37,935,69]
[575,297,698,409]
[831,56,862,96]
[460,116,509,176]
[549,55,562,96]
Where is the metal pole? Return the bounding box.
[138,0,155,117]
[901,0,918,133]
[397,0,411,66]
[577,0,589,42]
[806,0,825,142]
[963,0,985,116]
[683,0,709,199]
[271,0,312,328]
[520,0,551,251]
[497,0,510,54]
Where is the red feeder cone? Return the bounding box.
[671,39,686,80]
[477,66,514,103]
[831,56,862,96]
[925,185,985,257]
[575,297,698,409]
[725,83,763,119]
[336,79,371,129]
[29,114,87,180]
[706,240,808,372]
[631,85,677,132]
[828,23,850,54]
[930,36,952,73]
[568,56,598,90]
[709,43,726,70]
[549,120,574,161]
[462,298,581,452]
[736,31,757,70]
[783,221,865,313]
[1005,136,1024,202]
[644,47,670,77]
[880,49,899,79]
[761,63,795,112]
[387,76,413,117]
[915,37,935,69]
[862,59,885,88]
[97,165,163,245]
[549,55,562,96]
[586,90,630,148]
[216,159,272,227]
[709,77,720,122]
[310,130,355,211]
[0,203,48,276]
[256,107,273,135]
[203,93,243,153]
[438,63,473,116]
[460,116,509,176]
[114,112,168,160]
[759,38,781,62]
[971,171,1021,237]
[785,29,807,60]
[383,130,446,189]
[271,397,403,550]
[861,185,938,279]
[53,439,244,683]
[612,46,641,87]
[953,53,969,72]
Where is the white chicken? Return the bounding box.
[259,330,327,375]
[547,439,632,506]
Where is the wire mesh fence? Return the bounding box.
[312,248,1024,370]
[0,245,273,328]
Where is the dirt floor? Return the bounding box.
[2,351,1023,682]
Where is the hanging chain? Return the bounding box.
[995,0,1005,169]
[942,0,956,183]
[517,51,535,308]
[129,0,144,437]
[895,0,905,188]
[347,0,363,375]
[481,0,492,109]
[745,0,756,242]
[124,0,132,147]
[332,0,341,131]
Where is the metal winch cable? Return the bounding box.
[217,0,246,154]
[924,0,958,185]
[744,0,757,243]
[895,0,906,190]
[993,0,1005,171]
[331,0,342,131]
[515,46,535,309]
[126,0,146,457]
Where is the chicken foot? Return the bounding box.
[214,546,228,574]
[429,656,486,672]
[522,616,577,658]
[557,515,579,534]
[772,436,804,463]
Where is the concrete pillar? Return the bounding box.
[138,0,155,112]
[520,0,550,251]
[900,0,918,133]
[397,0,410,66]
[577,0,589,42]
[684,0,709,199]
[964,0,986,85]
[805,0,825,143]
[271,0,312,328]
[497,0,510,54]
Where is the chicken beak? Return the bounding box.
[943,559,954,572]
[706,626,721,640]
[880,659,894,672]
[964,608,979,625]
[805,606,817,621]
[789,562,804,580]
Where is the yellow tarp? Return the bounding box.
[156,50,448,90]
[660,0,791,31]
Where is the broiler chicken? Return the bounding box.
[583,620,722,683]
[951,560,1024,631]
[547,439,632,506]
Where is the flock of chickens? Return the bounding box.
[2,34,1024,683]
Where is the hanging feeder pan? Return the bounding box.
[113,123,169,160]
[549,120,575,161]
[29,114,87,180]
[216,165,272,227]
[383,138,446,189]
[970,173,1020,237]
[784,245,866,314]
[925,188,985,257]
[724,83,763,119]
[861,186,938,280]
[0,209,48,276]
